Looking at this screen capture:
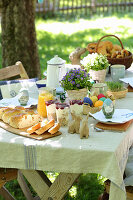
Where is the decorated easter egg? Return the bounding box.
[94,100,103,107]
[102,98,114,119]
[97,93,105,100]
[90,96,98,105]
[83,97,93,107]
[18,88,29,106]
[99,97,106,102]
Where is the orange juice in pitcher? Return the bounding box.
[37,88,54,118]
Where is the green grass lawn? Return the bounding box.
[35,12,133,77]
[0,12,133,199]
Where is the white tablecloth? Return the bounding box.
[0,99,133,200]
[0,69,133,200]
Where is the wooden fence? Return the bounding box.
[36,0,133,16]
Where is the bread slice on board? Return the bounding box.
[35,119,55,135]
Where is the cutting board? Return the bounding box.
[96,119,133,132]
[0,120,62,140]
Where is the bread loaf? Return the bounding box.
[86,41,127,58]
[2,109,22,123]
[24,109,35,115]
[0,107,13,119]
[15,106,25,110]
[9,113,42,129]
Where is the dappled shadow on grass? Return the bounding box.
[37,26,133,76]
[37,28,106,75]
[119,36,133,50]
[65,173,105,200]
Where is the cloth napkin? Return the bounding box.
[0,79,39,107]
[1,82,38,99]
[90,109,133,124]
[120,77,133,88]
[0,96,38,108]
[0,78,38,99]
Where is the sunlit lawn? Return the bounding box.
[0,12,133,199]
[35,12,133,76]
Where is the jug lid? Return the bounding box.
[47,55,66,65]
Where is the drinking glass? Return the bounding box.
[111,65,125,82]
[37,88,54,118]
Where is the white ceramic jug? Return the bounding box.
[47,55,66,88]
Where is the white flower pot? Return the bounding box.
[89,69,107,83]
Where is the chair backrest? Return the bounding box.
[0,61,29,80]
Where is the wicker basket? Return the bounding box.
[107,88,128,99]
[83,105,102,115]
[83,99,115,115]
[96,35,133,70]
[67,88,88,100]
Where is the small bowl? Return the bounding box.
[36,80,46,88]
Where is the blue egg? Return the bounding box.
[83,97,93,107]
[103,98,112,106]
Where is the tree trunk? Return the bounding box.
[0,0,41,79]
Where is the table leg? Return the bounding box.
[41,172,80,200]
[21,170,51,199]
[21,170,80,200]
[17,170,34,200]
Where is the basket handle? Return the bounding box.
[95,35,124,52]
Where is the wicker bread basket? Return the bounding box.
[96,35,133,69]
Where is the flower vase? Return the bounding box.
[67,88,88,100]
[89,69,107,83]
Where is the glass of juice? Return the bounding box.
[37,88,54,118]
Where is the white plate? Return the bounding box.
[90,109,133,124]
[120,77,133,88]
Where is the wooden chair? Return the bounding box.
[0,61,29,199]
[0,61,29,80]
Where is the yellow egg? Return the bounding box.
[90,96,98,105]
[94,100,103,107]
